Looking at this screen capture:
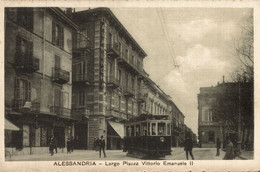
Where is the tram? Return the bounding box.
[123,114,172,159]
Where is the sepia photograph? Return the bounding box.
[1,1,259,171]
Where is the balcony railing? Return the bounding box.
[13,99,40,113]
[72,74,90,85]
[52,67,70,84]
[107,43,120,58]
[72,106,90,120]
[123,85,135,98]
[137,92,146,103]
[15,55,39,73]
[50,106,71,116]
[106,76,120,89]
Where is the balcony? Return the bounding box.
[13,99,40,113]
[52,67,70,84]
[107,43,120,59]
[15,55,39,73]
[72,106,90,120]
[118,53,140,76]
[137,92,146,103]
[50,106,71,117]
[106,76,120,89]
[72,74,90,85]
[123,85,135,98]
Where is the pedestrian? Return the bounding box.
[216,138,221,156]
[49,135,55,156]
[54,137,58,154]
[184,135,194,160]
[99,136,106,158]
[223,138,235,160]
[67,138,71,154]
[70,136,74,153]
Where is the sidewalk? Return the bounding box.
[239,150,254,160]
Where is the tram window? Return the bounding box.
[167,123,171,135]
[136,125,140,136]
[147,123,150,136]
[126,126,130,136]
[131,125,134,136]
[141,123,147,136]
[152,123,156,135]
[158,123,166,135]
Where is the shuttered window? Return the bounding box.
[15,78,31,101]
[17,8,33,32]
[52,21,64,49]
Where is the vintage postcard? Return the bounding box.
[1,0,259,171]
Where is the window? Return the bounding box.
[208,131,215,142]
[141,123,147,136]
[118,96,121,111]
[152,123,156,135]
[131,125,134,136]
[125,73,128,87]
[147,123,151,136]
[167,123,171,135]
[63,92,69,109]
[52,21,64,48]
[77,31,88,49]
[158,123,166,135]
[78,91,85,106]
[16,36,33,61]
[125,49,128,60]
[136,125,140,136]
[118,69,121,85]
[17,8,33,31]
[119,42,122,54]
[126,126,130,136]
[131,101,134,114]
[203,109,213,122]
[132,77,135,90]
[15,78,31,101]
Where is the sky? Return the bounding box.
[76,7,253,134]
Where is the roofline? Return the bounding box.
[73,8,147,57]
[49,8,78,30]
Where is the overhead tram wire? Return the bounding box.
[154,8,180,83]
[156,8,179,69]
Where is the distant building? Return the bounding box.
[198,81,253,149]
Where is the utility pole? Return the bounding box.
[237,82,241,151]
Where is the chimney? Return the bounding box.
[223,75,225,83]
[66,8,73,18]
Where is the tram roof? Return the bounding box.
[127,114,169,123]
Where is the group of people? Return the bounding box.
[93,136,106,158]
[49,135,75,156]
[184,136,238,160]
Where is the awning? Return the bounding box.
[5,119,20,131]
[108,121,124,139]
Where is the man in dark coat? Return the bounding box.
[49,135,55,156]
[99,136,106,158]
[223,138,235,160]
[184,136,194,160]
[216,138,221,156]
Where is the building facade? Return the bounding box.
[198,81,253,149]
[71,8,148,150]
[5,8,78,155]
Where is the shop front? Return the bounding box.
[107,121,124,150]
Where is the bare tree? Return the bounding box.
[232,14,254,82]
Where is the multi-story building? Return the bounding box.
[198,80,253,149]
[5,8,78,155]
[71,8,148,150]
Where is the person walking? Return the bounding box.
[184,135,194,160]
[70,136,74,153]
[216,138,221,156]
[67,138,71,154]
[223,138,235,160]
[54,137,58,154]
[49,135,55,156]
[99,136,106,158]
[93,137,98,151]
